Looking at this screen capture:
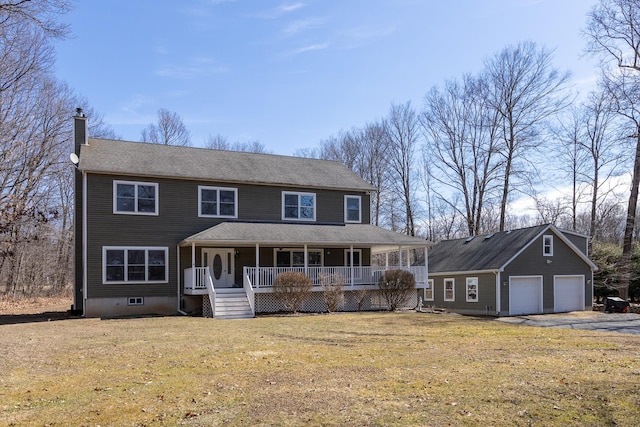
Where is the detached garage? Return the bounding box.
[425,224,598,317]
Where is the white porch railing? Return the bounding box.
[184,266,210,293]
[243,266,427,289]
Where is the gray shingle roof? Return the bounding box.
[181,221,432,249]
[428,224,595,273]
[79,138,375,192]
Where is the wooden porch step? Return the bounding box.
[214,292,253,320]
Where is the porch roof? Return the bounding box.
[180,221,432,251]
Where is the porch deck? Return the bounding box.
[184,265,427,295]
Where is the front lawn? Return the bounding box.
[1,312,638,426]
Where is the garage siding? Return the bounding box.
[500,233,593,315]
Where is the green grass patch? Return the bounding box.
[1,312,639,426]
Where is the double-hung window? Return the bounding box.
[198,186,238,218]
[543,235,553,256]
[444,278,455,301]
[344,195,362,223]
[424,279,434,301]
[114,180,158,215]
[466,277,478,302]
[282,191,316,221]
[103,247,168,284]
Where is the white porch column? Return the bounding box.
[304,244,308,277]
[424,245,429,285]
[191,242,196,288]
[385,252,389,268]
[350,245,354,286]
[398,246,403,268]
[407,249,411,267]
[255,243,260,288]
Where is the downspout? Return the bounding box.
[304,244,308,277]
[177,244,187,315]
[495,271,501,316]
[82,171,87,317]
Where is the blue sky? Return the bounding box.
[55,0,599,155]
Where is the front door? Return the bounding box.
[202,248,234,288]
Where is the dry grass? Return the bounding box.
[0,308,639,426]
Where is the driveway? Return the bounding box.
[497,311,640,335]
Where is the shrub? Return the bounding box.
[273,271,313,313]
[319,273,345,312]
[378,269,416,311]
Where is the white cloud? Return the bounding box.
[287,43,328,55]
[283,18,325,35]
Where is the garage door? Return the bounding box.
[509,277,543,315]
[554,276,585,313]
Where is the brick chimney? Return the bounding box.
[73,107,88,156]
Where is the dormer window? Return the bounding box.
[113,180,158,215]
[282,191,315,221]
[543,235,553,256]
[344,195,362,223]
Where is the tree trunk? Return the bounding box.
[619,129,640,299]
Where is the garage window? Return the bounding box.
[466,277,478,302]
[543,235,553,256]
[444,278,455,301]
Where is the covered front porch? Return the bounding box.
[178,221,432,317]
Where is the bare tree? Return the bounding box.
[385,101,420,236]
[0,0,73,39]
[141,108,191,146]
[204,133,271,153]
[422,75,503,236]
[483,41,572,231]
[585,0,640,299]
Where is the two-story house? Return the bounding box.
[72,111,431,318]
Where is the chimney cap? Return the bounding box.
[74,107,85,118]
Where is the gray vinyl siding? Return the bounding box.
[561,232,589,256]
[429,273,497,316]
[500,233,593,314]
[86,173,371,299]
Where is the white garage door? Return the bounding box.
[509,277,543,316]
[554,276,585,313]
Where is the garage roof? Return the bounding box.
[428,224,597,273]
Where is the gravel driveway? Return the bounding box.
[497,311,640,335]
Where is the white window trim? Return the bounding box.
[198,185,238,218]
[424,279,434,301]
[344,195,362,223]
[113,180,159,215]
[282,191,316,221]
[444,278,455,302]
[466,277,479,302]
[273,248,324,267]
[103,246,168,284]
[543,234,554,256]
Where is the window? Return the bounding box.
[274,248,323,267]
[444,278,455,301]
[128,297,144,306]
[543,235,554,256]
[466,277,478,302]
[103,247,168,284]
[344,195,362,223]
[198,186,238,218]
[282,192,316,221]
[114,181,158,215]
[424,279,434,301]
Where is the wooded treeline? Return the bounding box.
[1,0,640,300]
